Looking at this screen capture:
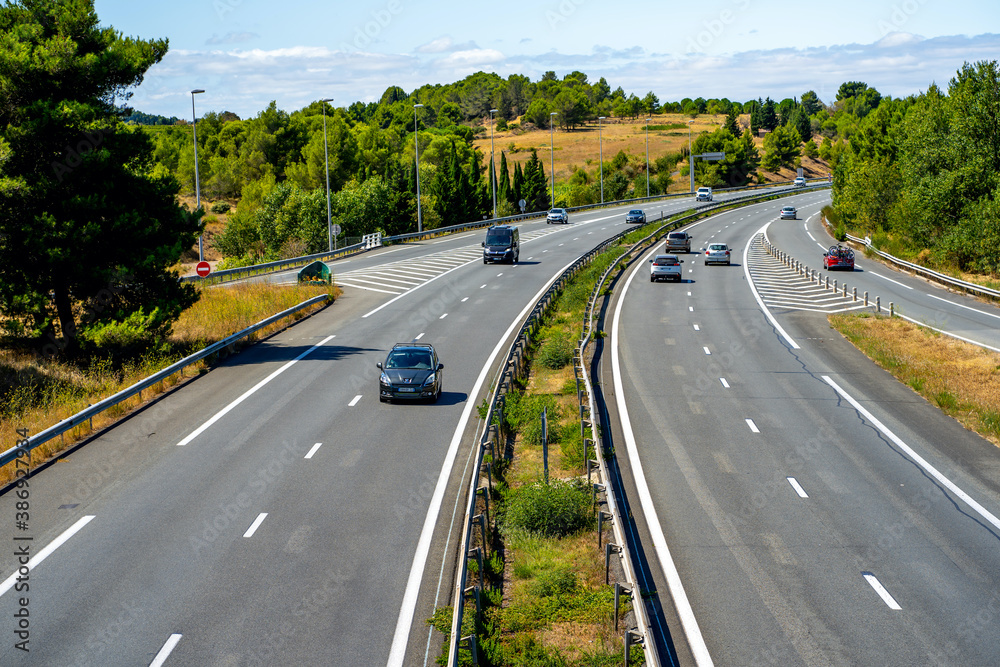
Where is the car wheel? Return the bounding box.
[650,275,655,282]
[483,259,487,264]
[726,260,731,265]
[379,396,388,403]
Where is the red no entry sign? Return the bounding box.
[196,261,211,277]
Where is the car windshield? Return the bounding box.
[708,244,727,251]
[629,210,642,215]
[653,257,677,266]
[550,209,564,214]
[668,233,686,239]
[486,231,511,245]
[386,350,433,369]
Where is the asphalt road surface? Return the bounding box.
[0,192,771,666]
[604,193,1000,666]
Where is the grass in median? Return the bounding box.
[431,231,650,666]
[0,282,338,485]
[828,312,1000,445]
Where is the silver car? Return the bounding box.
[780,206,797,220]
[704,242,731,265]
[649,254,684,282]
[546,208,568,224]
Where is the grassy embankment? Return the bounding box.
[829,313,1000,447]
[0,282,337,485]
[471,113,831,196]
[429,216,696,665]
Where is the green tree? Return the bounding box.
[0,0,201,353]
[761,125,801,171]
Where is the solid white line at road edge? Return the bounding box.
[0,515,95,598]
[823,375,1000,532]
[175,335,336,446]
[612,245,714,666]
[745,223,800,350]
[387,258,578,666]
[149,633,183,667]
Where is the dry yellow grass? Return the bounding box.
[829,313,1000,446]
[0,282,337,485]
[474,113,831,193]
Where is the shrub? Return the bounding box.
[210,201,231,214]
[537,334,574,370]
[528,566,579,598]
[503,479,594,537]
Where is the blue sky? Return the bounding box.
[92,0,1000,119]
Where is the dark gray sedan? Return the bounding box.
[378,343,443,402]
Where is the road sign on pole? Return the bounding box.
[698,152,726,161]
[196,261,211,277]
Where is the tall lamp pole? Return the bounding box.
[414,103,424,233]
[598,116,605,204]
[549,111,557,209]
[191,89,205,261]
[321,98,334,252]
[688,119,695,194]
[489,108,498,218]
[645,117,651,198]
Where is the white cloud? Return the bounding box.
[127,32,1000,117]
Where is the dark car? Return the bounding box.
[378,343,443,402]
[625,209,646,224]
[482,224,519,264]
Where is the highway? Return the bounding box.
[0,192,758,666]
[604,191,1000,665]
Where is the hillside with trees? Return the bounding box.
[141,70,868,269]
[831,61,1000,275]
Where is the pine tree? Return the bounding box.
[512,161,524,210]
[0,0,201,354]
[498,152,511,207]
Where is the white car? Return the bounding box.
[704,243,731,265]
[649,254,684,282]
[546,208,568,224]
[793,177,806,187]
[695,186,713,202]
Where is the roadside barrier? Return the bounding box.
[844,233,1000,301]
[185,181,827,286]
[0,295,331,470]
[445,183,826,665]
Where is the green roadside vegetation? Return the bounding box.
[830,62,1000,286]
[0,282,337,486]
[828,313,1000,447]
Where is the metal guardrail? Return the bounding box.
[0,295,331,470]
[180,244,366,285]
[184,180,819,287]
[844,233,1000,300]
[444,184,821,665]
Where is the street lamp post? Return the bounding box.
[191,89,205,261]
[549,111,557,209]
[598,116,605,204]
[414,104,424,233]
[688,119,696,194]
[321,98,334,252]
[489,108,498,218]
[645,117,651,198]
